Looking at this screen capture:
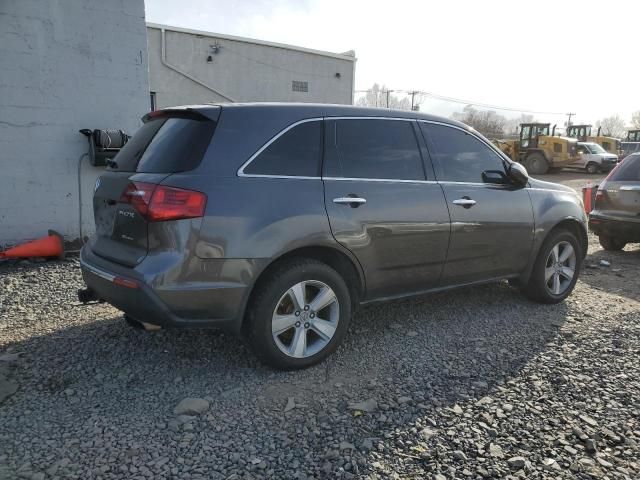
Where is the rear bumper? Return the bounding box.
[80,246,266,333]
[589,214,640,241]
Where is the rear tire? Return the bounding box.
[586,162,600,174]
[521,229,581,304]
[598,235,626,251]
[526,152,549,175]
[245,258,351,370]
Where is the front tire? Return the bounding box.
[599,235,626,251]
[522,230,581,304]
[246,258,351,370]
[526,152,549,175]
[586,162,600,174]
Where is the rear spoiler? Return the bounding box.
[142,106,221,123]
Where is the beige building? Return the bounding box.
[147,23,356,109]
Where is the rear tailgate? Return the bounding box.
[90,108,219,267]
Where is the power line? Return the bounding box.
[355,88,571,116]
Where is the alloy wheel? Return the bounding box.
[271,280,340,358]
[544,241,576,295]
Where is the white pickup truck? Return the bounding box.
[569,142,619,173]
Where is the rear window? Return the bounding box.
[609,155,640,181]
[112,116,215,173]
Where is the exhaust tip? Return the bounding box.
[124,315,162,331]
[141,321,162,332]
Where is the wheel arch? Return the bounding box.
[239,245,365,334]
[519,216,588,284]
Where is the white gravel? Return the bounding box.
[1,216,639,479]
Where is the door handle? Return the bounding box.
[333,196,367,207]
[452,198,476,208]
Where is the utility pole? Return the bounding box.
[566,112,576,127]
[408,90,420,111]
[384,90,393,108]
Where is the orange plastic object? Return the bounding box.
[0,230,64,259]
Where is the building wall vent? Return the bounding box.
[292,80,308,93]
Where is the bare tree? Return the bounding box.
[595,115,626,138]
[356,84,411,110]
[631,110,640,129]
[504,114,535,136]
[451,105,507,138]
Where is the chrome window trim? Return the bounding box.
[438,181,494,187]
[238,174,321,180]
[323,176,437,184]
[325,116,415,122]
[237,115,512,181]
[237,117,324,177]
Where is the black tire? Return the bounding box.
[525,152,549,175]
[521,229,582,304]
[598,235,626,251]
[245,258,351,370]
[586,162,600,174]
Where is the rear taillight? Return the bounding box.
[148,184,207,221]
[121,182,207,222]
[121,182,155,216]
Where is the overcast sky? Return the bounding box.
[146,0,638,126]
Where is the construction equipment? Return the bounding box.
[494,123,579,174]
[566,124,620,155]
[625,130,640,142]
[621,129,640,157]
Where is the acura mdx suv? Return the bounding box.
[79,103,588,369]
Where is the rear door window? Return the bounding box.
[242,120,322,177]
[112,116,216,173]
[324,119,425,180]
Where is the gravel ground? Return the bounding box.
[1,175,639,480]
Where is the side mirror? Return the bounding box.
[507,162,529,186]
[482,170,509,184]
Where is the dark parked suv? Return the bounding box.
[589,152,640,250]
[80,103,587,369]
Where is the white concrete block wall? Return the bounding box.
[0,0,149,246]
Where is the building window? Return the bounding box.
[150,91,157,111]
[292,81,308,93]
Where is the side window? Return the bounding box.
[243,121,322,177]
[421,123,506,183]
[325,119,424,180]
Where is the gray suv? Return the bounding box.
[79,104,587,369]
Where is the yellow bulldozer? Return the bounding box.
[566,124,620,154]
[494,123,579,174]
[621,129,640,157]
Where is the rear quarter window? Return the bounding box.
[112,116,216,173]
[241,120,322,177]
